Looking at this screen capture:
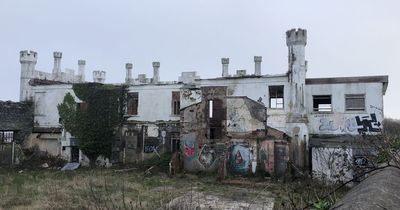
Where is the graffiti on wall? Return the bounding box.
[229,144,251,174]
[355,113,381,133]
[317,113,381,134]
[319,118,339,131]
[184,139,195,159]
[198,144,216,169]
[144,145,158,153]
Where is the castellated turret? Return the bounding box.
[286,28,307,68]
[19,50,38,101]
[286,28,307,46]
[93,70,106,83]
[285,28,308,120]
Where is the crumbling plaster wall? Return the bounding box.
[306,82,384,135]
[194,76,289,132]
[226,97,265,133]
[25,133,60,156]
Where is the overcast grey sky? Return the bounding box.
[0,0,399,118]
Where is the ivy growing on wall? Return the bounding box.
[58,83,127,165]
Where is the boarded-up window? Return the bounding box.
[346,94,365,111]
[127,92,139,115]
[313,95,332,112]
[269,86,284,109]
[171,91,180,115]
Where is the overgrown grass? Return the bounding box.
[0,168,273,210]
[0,167,349,210]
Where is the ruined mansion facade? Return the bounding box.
[1,28,388,178]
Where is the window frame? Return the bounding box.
[0,131,14,144]
[171,91,181,116]
[269,85,284,109]
[345,94,365,112]
[127,92,139,115]
[313,95,332,112]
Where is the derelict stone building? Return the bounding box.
[1,28,388,178]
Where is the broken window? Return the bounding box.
[127,92,139,115]
[313,95,332,112]
[0,131,14,143]
[346,94,365,111]
[171,91,180,115]
[269,86,284,109]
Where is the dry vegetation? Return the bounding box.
[0,168,283,210]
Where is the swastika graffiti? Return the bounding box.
[355,113,381,134]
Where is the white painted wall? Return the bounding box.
[127,84,181,122]
[306,82,384,135]
[31,84,78,127]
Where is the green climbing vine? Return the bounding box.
[58,83,127,165]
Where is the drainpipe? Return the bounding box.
[11,140,15,165]
[142,125,146,161]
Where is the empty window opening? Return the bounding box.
[313,95,332,112]
[210,128,215,139]
[171,91,180,115]
[127,92,139,115]
[346,94,365,111]
[269,86,284,109]
[209,100,213,118]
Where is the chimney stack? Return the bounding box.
[125,63,133,84]
[152,61,160,83]
[93,70,106,83]
[254,56,262,76]
[221,58,229,77]
[78,60,86,82]
[52,51,62,79]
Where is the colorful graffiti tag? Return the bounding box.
[229,144,251,174]
[184,140,195,158]
[198,144,216,169]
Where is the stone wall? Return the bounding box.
[0,100,33,143]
